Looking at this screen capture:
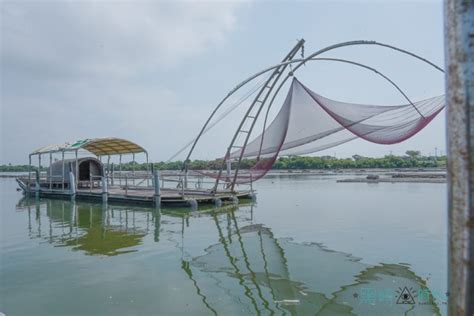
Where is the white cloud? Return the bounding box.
[2,1,241,76]
[1,1,246,163]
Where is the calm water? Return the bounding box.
[0,174,447,315]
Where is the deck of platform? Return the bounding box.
[76,187,252,205]
[16,177,254,207]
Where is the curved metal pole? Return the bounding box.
[313,58,419,107]
[169,76,268,163]
[257,56,424,160]
[180,40,444,167]
[218,40,305,191]
[264,40,444,125]
[180,67,281,170]
[182,40,304,172]
[228,40,444,187]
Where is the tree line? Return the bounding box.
[1,151,446,172]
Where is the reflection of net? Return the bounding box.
[207,78,444,184]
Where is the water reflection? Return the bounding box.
[16,197,442,315]
[18,198,149,256]
[190,223,442,315]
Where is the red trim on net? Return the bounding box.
[296,79,444,145]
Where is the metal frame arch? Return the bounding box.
[232,40,445,188]
[260,40,445,129]
[216,40,306,191]
[178,40,445,187]
[181,40,304,171]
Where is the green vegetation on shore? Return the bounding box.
[1,151,446,172]
[0,164,38,172]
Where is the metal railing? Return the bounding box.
[18,169,254,199]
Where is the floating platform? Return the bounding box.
[18,137,255,207]
[16,176,254,207]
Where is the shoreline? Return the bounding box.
[0,168,446,178]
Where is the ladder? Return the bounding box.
[213,39,305,192]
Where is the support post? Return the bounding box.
[153,168,161,208]
[132,153,135,186]
[184,161,188,189]
[28,155,32,189]
[38,154,42,183]
[61,151,65,191]
[101,166,108,203]
[145,152,150,187]
[35,169,40,198]
[69,162,76,198]
[107,155,111,186]
[445,1,474,315]
[250,173,253,192]
[226,155,231,180]
[49,153,52,190]
[75,149,78,189]
[119,154,122,186]
[111,163,115,186]
[125,175,128,195]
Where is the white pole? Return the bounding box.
[69,163,76,197]
[75,150,79,189]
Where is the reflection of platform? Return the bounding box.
[15,197,254,256]
[18,198,149,256]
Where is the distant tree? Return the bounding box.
[0,152,447,172]
[405,150,421,159]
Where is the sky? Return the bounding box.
[0,0,446,165]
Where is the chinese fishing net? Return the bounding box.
[208,77,444,184]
